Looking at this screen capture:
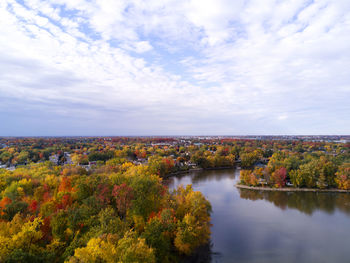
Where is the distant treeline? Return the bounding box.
[239,151,350,190]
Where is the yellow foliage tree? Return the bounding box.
[68,237,118,263]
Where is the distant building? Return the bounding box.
[258,179,268,185]
[186,162,197,168]
[286,182,293,187]
[64,152,73,165]
[49,154,59,165]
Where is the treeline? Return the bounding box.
[1,137,349,188]
[1,137,348,169]
[240,151,350,190]
[0,162,211,262]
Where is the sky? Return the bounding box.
[0,0,349,136]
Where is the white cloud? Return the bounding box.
[0,0,349,135]
[185,0,244,45]
[121,41,153,53]
[278,115,288,121]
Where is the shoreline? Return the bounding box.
[235,184,350,193]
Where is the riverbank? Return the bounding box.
[236,184,350,193]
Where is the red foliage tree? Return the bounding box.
[96,184,111,206]
[163,157,174,173]
[272,167,287,188]
[0,197,12,216]
[41,216,52,242]
[58,177,72,192]
[29,200,38,213]
[112,183,134,217]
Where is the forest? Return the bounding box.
[0,136,349,262]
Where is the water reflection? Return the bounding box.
[238,189,350,216]
[181,242,214,263]
[167,169,236,185]
[167,169,350,263]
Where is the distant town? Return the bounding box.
[0,135,349,171]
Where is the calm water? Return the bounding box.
[166,169,350,263]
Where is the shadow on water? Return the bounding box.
[181,241,223,263]
[166,169,236,186]
[238,188,350,216]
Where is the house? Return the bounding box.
[186,162,197,169]
[255,162,266,168]
[286,181,294,187]
[137,158,147,163]
[49,154,59,165]
[258,178,268,185]
[80,164,91,171]
[6,166,16,171]
[64,152,73,165]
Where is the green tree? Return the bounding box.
[142,209,176,263]
[116,231,156,263]
[240,150,261,168]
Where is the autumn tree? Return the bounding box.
[335,163,350,190]
[172,185,211,255]
[116,231,156,263]
[112,183,134,218]
[142,209,177,262]
[271,167,287,188]
[240,150,262,168]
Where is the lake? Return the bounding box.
[165,168,350,263]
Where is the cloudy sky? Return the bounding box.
[0,0,349,136]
